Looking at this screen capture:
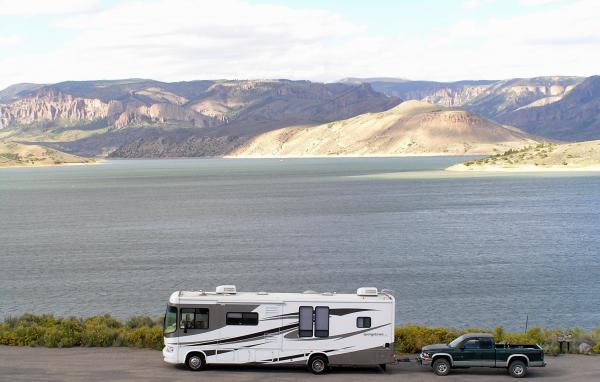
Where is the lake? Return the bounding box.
[1,157,599,330]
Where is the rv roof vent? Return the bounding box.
[303,290,318,294]
[257,291,268,295]
[357,287,378,296]
[322,292,334,296]
[216,285,237,294]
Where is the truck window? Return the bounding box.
[314,306,329,337]
[299,306,313,337]
[226,312,259,325]
[480,339,493,349]
[180,308,209,330]
[463,339,480,349]
[356,317,371,328]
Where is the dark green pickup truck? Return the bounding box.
[417,333,546,378]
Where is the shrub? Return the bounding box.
[395,325,464,353]
[124,326,163,350]
[126,316,155,329]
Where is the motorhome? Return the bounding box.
[162,285,395,374]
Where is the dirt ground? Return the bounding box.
[0,346,598,382]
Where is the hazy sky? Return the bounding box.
[0,0,599,89]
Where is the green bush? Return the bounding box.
[126,315,155,329]
[0,314,161,349]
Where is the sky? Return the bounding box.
[0,0,599,89]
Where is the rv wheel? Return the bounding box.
[186,353,205,371]
[308,355,328,375]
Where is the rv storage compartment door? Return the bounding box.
[254,304,283,363]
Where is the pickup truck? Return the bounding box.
[417,333,546,378]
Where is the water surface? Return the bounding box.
[1,157,599,330]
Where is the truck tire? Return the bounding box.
[432,358,451,376]
[186,353,205,371]
[308,355,328,375]
[509,360,527,378]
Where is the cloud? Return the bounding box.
[519,0,564,6]
[0,0,599,89]
[463,0,497,10]
[0,35,22,45]
[0,0,100,16]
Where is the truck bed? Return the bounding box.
[495,344,542,350]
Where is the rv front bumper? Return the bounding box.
[162,345,178,364]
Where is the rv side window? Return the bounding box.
[226,312,259,325]
[357,317,371,328]
[314,306,329,337]
[298,306,313,337]
[195,308,209,329]
[180,308,209,330]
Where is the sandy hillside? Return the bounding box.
[0,141,91,167]
[228,100,538,157]
[447,141,600,171]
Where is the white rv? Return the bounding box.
[162,285,395,374]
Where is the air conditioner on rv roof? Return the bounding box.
[356,287,378,296]
[216,285,237,294]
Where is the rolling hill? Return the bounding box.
[229,100,539,157]
[0,141,90,167]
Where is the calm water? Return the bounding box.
[1,158,599,330]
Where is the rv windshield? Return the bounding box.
[164,306,177,334]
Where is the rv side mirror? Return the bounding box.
[180,320,187,333]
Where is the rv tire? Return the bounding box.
[380,363,387,371]
[186,353,205,371]
[308,354,328,375]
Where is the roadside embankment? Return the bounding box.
[2,314,599,355]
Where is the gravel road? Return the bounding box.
[1,346,598,382]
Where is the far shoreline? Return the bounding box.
[0,159,105,170]
[446,164,600,173]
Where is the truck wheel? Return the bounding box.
[509,360,527,378]
[308,355,328,375]
[186,353,205,371]
[433,358,451,376]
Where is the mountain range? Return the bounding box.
[1,75,599,160]
[347,76,600,141]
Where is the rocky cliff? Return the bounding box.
[342,79,495,107]
[348,77,583,118]
[497,76,600,141]
[0,79,401,157]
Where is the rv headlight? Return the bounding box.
[421,351,431,358]
[165,346,175,353]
